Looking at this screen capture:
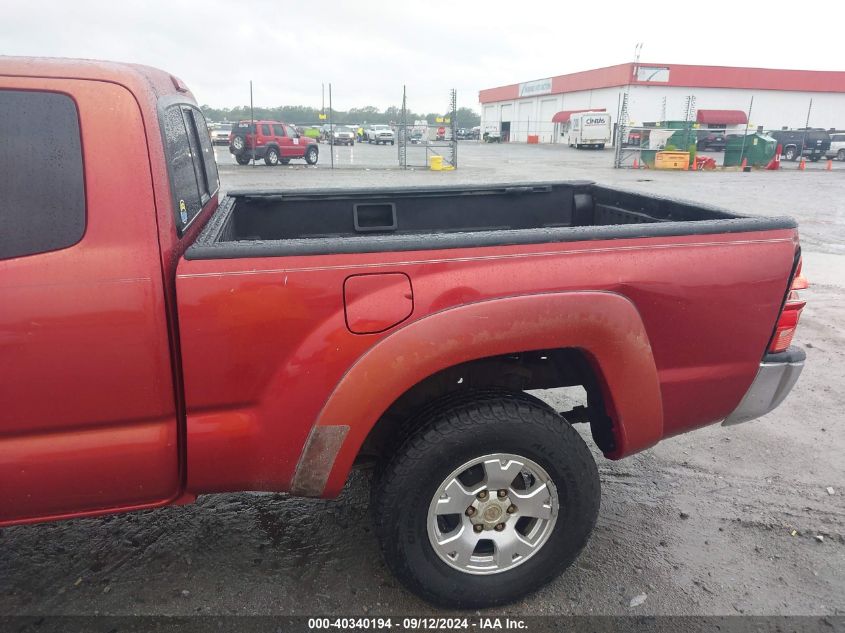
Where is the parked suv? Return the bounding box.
[825,132,845,161]
[366,124,395,145]
[210,123,232,145]
[229,120,319,166]
[767,128,831,161]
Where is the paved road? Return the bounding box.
[1,142,843,618]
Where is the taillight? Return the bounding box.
[768,257,808,354]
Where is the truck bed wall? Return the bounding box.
[175,187,798,496]
[187,183,790,260]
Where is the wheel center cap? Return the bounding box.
[483,506,502,522]
[469,493,513,530]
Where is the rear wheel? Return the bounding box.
[372,391,600,608]
[838,149,845,161]
[304,146,319,165]
[235,154,251,165]
[264,147,280,166]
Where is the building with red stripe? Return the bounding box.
[478,62,845,143]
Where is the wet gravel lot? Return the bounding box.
[1,142,843,618]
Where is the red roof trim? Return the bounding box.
[696,109,748,124]
[551,108,606,123]
[479,62,845,103]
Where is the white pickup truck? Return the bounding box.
[825,132,845,161]
[367,124,395,145]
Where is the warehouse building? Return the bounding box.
[478,63,845,143]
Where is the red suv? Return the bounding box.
[229,120,319,166]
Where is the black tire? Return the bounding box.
[597,143,605,150]
[838,149,845,161]
[235,154,251,165]
[264,146,280,166]
[810,155,820,162]
[372,390,600,608]
[784,146,798,161]
[304,146,319,165]
[390,140,395,145]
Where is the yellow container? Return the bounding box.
[429,155,444,170]
[654,151,689,170]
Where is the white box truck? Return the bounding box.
[563,112,612,149]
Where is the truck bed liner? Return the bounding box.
[186,181,795,260]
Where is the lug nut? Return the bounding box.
[474,524,484,533]
[494,523,505,531]
[497,489,508,499]
[465,506,476,517]
[477,490,488,501]
[507,505,517,514]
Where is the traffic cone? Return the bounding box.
[741,157,747,169]
[827,159,833,171]
[633,158,639,169]
[767,144,782,170]
[799,158,806,171]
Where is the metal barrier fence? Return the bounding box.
[398,87,458,169]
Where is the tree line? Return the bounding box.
[200,104,481,128]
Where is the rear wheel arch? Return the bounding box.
[292,292,663,498]
[359,347,616,470]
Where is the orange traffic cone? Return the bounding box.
[798,158,806,171]
[827,159,833,171]
[633,158,639,169]
[741,157,748,169]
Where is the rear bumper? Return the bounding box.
[723,347,805,426]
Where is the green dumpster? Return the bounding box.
[724,133,776,167]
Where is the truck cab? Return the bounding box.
[0,59,214,522]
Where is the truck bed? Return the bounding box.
[186,182,794,259]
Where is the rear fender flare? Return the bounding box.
[294,291,663,497]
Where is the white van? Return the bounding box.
[563,112,612,149]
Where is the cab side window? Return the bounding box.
[273,124,286,137]
[0,90,85,259]
[162,105,219,236]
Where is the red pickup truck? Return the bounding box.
[0,58,808,608]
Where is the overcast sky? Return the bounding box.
[3,0,844,114]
